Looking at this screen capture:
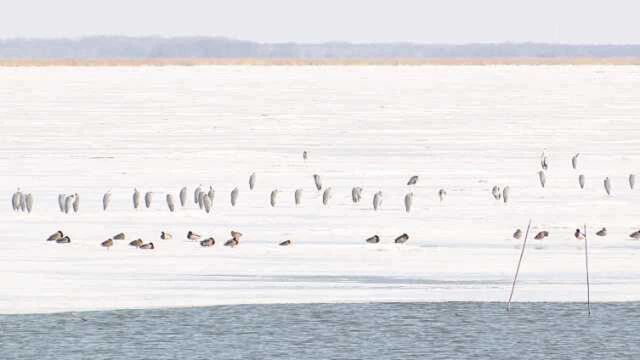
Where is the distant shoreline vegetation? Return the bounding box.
[1,36,640,64]
[2,58,640,66]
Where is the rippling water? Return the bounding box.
[2,302,639,359]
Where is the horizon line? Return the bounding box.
[3,58,640,66]
[1,36,640,47]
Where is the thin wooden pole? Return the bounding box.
[584,224,591,316]
[507,219,532,311]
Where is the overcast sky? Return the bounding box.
[1,0,638,44]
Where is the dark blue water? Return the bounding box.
[1,302,639,359]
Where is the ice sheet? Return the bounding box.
[1,65,640,314]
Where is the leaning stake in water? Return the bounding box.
[584,224,591,316]
[507,219,532,311]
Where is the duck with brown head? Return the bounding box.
[187,231,201,241]
[47,230,64,242]
[101,238,114,249]
[394,233,409,244]
[129,238,143,247]
[534,231,549,240]
[56,236,71,244]
[224,238,239,247]
[513,229,522,240]
[200,237,215,247]
[366,235,380,244]
[139,242,154,250]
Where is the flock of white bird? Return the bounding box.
[513,151,637,243]
[10,150,640,249]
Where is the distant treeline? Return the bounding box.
[1,37,640,59]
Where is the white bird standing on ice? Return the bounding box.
[294,188,303,206]
[578,174,585,189]
[540,150,548,170]
[10,190,16,211]
[19,193,26,212]
[270,189,279,207]
[630,174,636,190]
[64,195,74,214]
[231,187,239,206]
[133,188,140,209]
[249,173,256,190]
[313,174,322,191]
[58,193,65,212]
[179,187,187,207]
[404,192,414,212]
[144,192,153,208]
[103,191,111,211]
[322,187,332,206]
[438,189,447,202]
[194,185,202,205]
[352,187,363,203]
[25,193,33,213]
[207,186,215,203]
[373,191,383,211]
[491,185,501,200]
[166,194,175,212]
[303,151,308,160]
[197,191,205,209]
[604,177,612,196]
[19,191,26,211]
[11,189,20,211]
[571,153,579,169]
[538,171,546,188]
[203,195,212,213]
[72,193,79,213]
[502,186,510,203]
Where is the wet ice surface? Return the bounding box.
[1,66,640,314]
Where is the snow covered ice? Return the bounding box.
[2,65,640,314]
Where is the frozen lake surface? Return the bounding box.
[1,66,640,314]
